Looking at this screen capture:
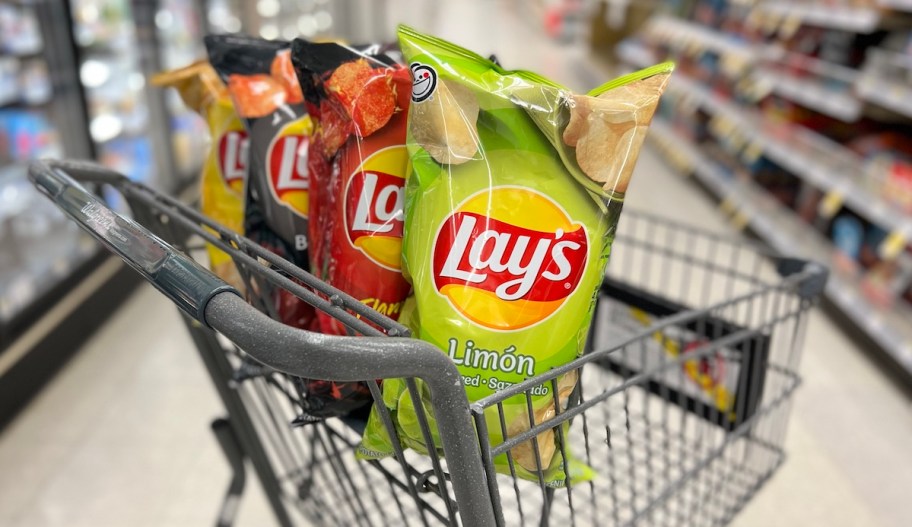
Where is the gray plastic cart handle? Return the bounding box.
[29,159,238,325]
[28,159,497,527]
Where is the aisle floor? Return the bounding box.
[3,2,912,525]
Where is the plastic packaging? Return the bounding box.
[291,40,412,335]
[206,35,314,330]
[208,35,373,419]
[358,25,672,486]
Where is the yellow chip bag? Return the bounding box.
[152,61,248,292]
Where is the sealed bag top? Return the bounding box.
[398,25,672,205]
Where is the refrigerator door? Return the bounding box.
[0,1,99,338]
[69,0,187,193]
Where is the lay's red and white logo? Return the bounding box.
[217,129,248,193]
[432,187,588,331]
[344,146,408,271]
[266,117,313,218]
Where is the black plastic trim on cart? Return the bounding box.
[590,277,771,431]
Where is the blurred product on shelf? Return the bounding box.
[0,57,17,106]
[588,0,655,59]
[0,4,43,56]
[71,0,158,183]
[0,111,61,163]
[849,131,912,212]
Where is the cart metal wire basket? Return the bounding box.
[30,159,827,527]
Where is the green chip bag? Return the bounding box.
[358,25,673,487]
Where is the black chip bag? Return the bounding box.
[207,35,374,419]
[206,35,314,331]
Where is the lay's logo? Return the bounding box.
[266,117,313,218]
[217,129,248,193]
[432,187,588,331]
[344,146,408,271]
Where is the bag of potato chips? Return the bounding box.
[208,35,372,419]
[291,40,412,336]
[151,61,248,293]
[206,35,315,331]
[357,26,672,486]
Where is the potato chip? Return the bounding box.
[326,59,397,137]
[568,73,669,194]
[271,49,304,104]
[410,79,479,165]
[506,370,578,472]
[227,73,287,118]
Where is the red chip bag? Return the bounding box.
[292,40,412,335]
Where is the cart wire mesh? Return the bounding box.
[31,160,826,527]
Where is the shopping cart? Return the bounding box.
[29,159,827,527]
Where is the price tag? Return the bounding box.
[719,197,737,215]
[818,190,845,219]
[752,78,774,101]
[673,154,686,173]
[708,116,724,138]
[745,9,763,30]
[778,15,802,40]
[879,231,908,261]
[731,211,750,231]
[730,130,748,151]
[722,54,749,76]
[762,12,783,36]
[742,140,764,164]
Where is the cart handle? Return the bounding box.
[28,159,498,527]
[29,159,239,326]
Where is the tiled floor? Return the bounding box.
[2,1,911,526]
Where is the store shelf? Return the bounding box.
[3,48,43,60]
[761,46,860,83]
[856,74,912,120]
[757,2,882,33]
[0,235,100,324]
[0,95,51,109]
[649,119,912,375]
[646,16,754,61]
[664,72,912,241]
[620,38,912,239]
[617,40,659,70]
[755,68,862,122]
[879,0,912,11]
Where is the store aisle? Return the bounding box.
[1,1,911,526]
[2,145,909,527]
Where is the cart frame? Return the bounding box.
[30,159,827,527]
